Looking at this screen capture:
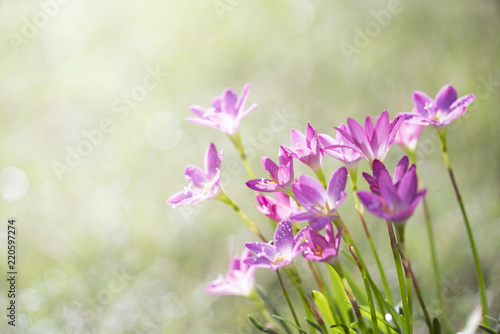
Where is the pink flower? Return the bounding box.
[298,223,342,266]
[187,84,257,135]
[244,219,303,270]
[290,167,348,230]
[282,123,323,172]
[319,123,363,171]
[246,147,294,193]
[205,249,256,296]
[167,143,223,207]
[395,121,424,152]
[357,159,426,225]
[254,192,299,222]
[404,84,475,129]
[333,111,405,165]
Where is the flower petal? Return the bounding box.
[449,94,475,111]
[290,210,319,222]
[435,84,457,113]
[357,191,386,217]
[310,215,335,231]
[290,128,307,149]
[393,156,410,185]
[184,165,209,187]
[204,143,221,178]
[166,190,199,207]
[221,88,238,117]
[246,179,278,192]
[274,219,295,257]
[261,157,279,180]
[293,175,326,208]
[347,117,373,162]
[412,91,434,116]
[327,167,348,208]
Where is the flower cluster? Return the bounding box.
[168,83,484,333]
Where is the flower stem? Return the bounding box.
[229,131,256,179]
[276,269,301,332]
[333,263,369,334]
[386,220,411,334]
[351,173,394,305]
[438,129,488,324]
[314,167,327,189]
[349,245,378,334]
[217,191,267,242]
[396,238,434,334]
[333,214,387,330]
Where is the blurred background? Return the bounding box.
[0,0,499,332]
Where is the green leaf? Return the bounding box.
[484,314,499,324]
[248,315,280,334]
[327,265,351,325]
[312,290,335,329]
[272,315,309,334]
[479,324,497,334]
[384,301,403,331]
[432,317,441,334]
[357,304,400,333]
[306,319,323,333]
[330,324,357,334]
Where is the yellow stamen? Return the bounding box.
[272,252,286,264]
[434,109,442,121]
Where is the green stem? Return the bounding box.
[386,220,411,334]
[438,129,488,324]
[334,214,389,330]
[285,266,318,334]
[351,173,394,305]
[276,269,301,332]
[229,131,256,179]
[314,167,327,188]
[349,245,378,334]
[334,263,369,334]
[217,191,267,242]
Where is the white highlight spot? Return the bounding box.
[0,166,29,201]
[145,112,183,149]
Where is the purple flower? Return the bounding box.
[246,147,294,193]
[333,111,405,165]
[167,143,223,207]
[395,121,424,152]
[357,159,426,225]
[290,167,348,230]
[319,123,363,171]
[244,219,303,270]
[404,84,475,129]
[299,223,342,266]
[282,123,323,172]
[187,84,257,135]
[205,249,256,296]
[254,192,299,222]
[362,156,415,195]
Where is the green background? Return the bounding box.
[1,0,499,332]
